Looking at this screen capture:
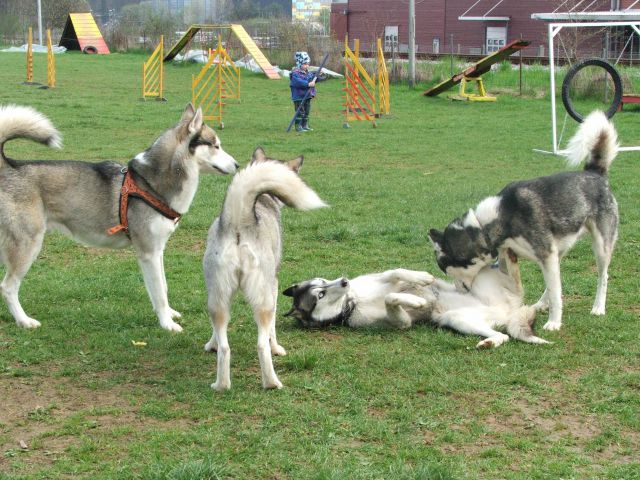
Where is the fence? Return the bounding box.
[142,35,165,101]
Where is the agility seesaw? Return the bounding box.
[423,39,530,101]
[286,54,329,132]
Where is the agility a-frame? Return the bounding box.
[533,8,640,155]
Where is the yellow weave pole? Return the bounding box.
[23,27,36,85]
[376,38,390,116]
[142,35,166,101]
[46,29,55,88]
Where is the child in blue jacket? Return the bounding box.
[289,51,317,132]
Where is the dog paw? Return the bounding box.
[17,317,41,329]
[169,308,182,319]
[160,320,183,333]
[271,344,287,356]
[476,334,508,349]
[542,320,562,331]
[204,340,218,352]
[590,306,606,316]
[406,297,428,309]
[211,380,231,392]
[263,378,283,390]
[414,272,435,286]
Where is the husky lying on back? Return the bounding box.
[283,253,548,348]
[203,148,327,390]
[429,110,619,332]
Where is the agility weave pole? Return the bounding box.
[142,35,166,101]
[191,38,241,129]
[23,27,56,89]
[343,38,377,128]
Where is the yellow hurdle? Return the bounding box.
[343,36,377,128]
[142,36,165,101]
[376,38,390,116]
[46,29,55,89]
[191,38,240,129]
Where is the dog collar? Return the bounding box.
[107,167,181,237]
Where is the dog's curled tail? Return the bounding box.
[0,105,62,165]
[221,160,327,228]
[565,110,618,175]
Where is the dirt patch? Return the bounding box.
[0,372,193,474]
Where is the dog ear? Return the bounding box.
[251,147,267,164]
[282,285,298,297]
[188,108,204,134]
[287,156,304,173]
[180,103,196,124]
[428,229,443,246]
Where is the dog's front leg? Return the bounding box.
[539,254,563,331]
[384,293,427,329]
[137,252,183,332]
[380,269,435,287]
[160,255,182,320]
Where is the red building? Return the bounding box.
[331,0,639,58]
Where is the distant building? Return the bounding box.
[292,0,331,22]
[330,0,640,59]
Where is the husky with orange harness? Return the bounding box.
[0,103,238,332]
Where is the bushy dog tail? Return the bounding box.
[0,105,62,166]
[565,110,618,175]
[221,160,327,228]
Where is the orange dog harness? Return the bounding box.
[107,168,181,236]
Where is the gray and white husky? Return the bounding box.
[0,104,237,332]
[283,254,548,348]
[203,148,327,390]
[428,110,619,332]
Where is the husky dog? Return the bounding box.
[428,110,618,332]
[203,148,327,390]
[283,253,548,348]
[0,104,238,332]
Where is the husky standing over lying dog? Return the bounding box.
[0,104,238,332]
[203,148,327,390]
[428,110,619,332]
[283,252,548,348]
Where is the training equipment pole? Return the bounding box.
[286,54,330,132]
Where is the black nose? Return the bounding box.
[340,278,349,287]
[234,161,240,169]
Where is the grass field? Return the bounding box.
[0,50,638,479]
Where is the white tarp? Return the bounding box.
[2,44,67,54]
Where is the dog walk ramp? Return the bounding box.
[229,25,280,79]
[59,13,110,54]
[164,24,280,80]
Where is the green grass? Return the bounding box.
[0,50,638,479]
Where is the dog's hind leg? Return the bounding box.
[506,306,550,345]
[209,306,232,391]
[384,293,427,329]
[379,269,435,287]
[137,251,183,332]
[269,281,287,356]
[589,219,617,316]
[253,306,283,389]
[435,307,510,348]
[0,229,45,328]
